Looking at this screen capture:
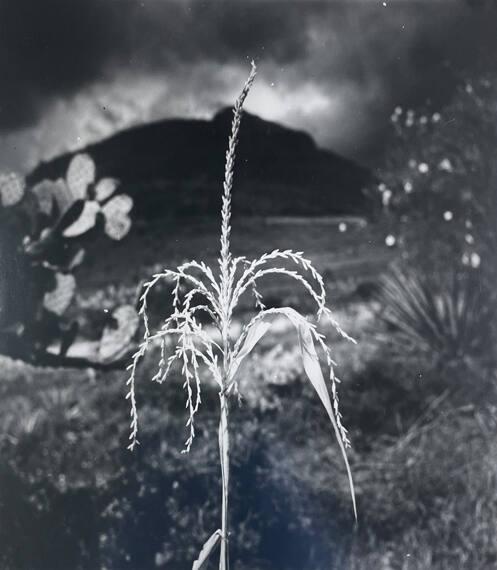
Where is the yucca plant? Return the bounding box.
[125,62,356,570]
[376,264,497,370]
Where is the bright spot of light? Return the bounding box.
[247,79,332,121]
[439,158,453,172]
[470,252,481,268]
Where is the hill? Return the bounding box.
[28,109,373,219]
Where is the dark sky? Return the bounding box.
[0,0,496,172]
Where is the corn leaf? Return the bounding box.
[192,529,222,570]
[230,320,271,380]
[275,307,357,520]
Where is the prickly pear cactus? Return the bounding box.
[99,305,139,362]
[0,153,137,367]
[0,173,25,207]
[101,195,133,240]
[63,201,100,237]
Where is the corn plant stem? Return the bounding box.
[218,306,232,570]
[216,62,256,570]
[218,389,230,570]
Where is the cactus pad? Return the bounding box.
[101,195,133,240]
[31,180,56,215]
[95,178,118,202]
[66,154,95,200]
[0,172,25,207]
[68,248,86,269]
[43,273,76,315]
[98,305,139,362]
[63,201,100,237]
[33,178,75,217]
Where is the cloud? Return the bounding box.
[0,0,123,129]
[0,0,314,132]
[1,0,496,171]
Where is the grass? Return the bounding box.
[1,292,497,568]
[347,401,497,570]
[77,215,389,309]
[2,176,494,569]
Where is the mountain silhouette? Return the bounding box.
[29,109,373,219]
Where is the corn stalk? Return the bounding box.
[125,62,357,570]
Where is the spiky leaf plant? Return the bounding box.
[376,264,497,369]
[126,62,357,570]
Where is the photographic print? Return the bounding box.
[1,1,496,569]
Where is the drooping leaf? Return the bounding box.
[63,201,100,237]
[99,305,139,362]
[95,177,118,202]
[192,530,221,570]
[66,153,95,199]
[270,307,357,520]
[43,273,76,315]
[0,172,25,207]
[230,320,271,380]
[101,194,133,240]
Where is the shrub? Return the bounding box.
[375,74,497,281]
